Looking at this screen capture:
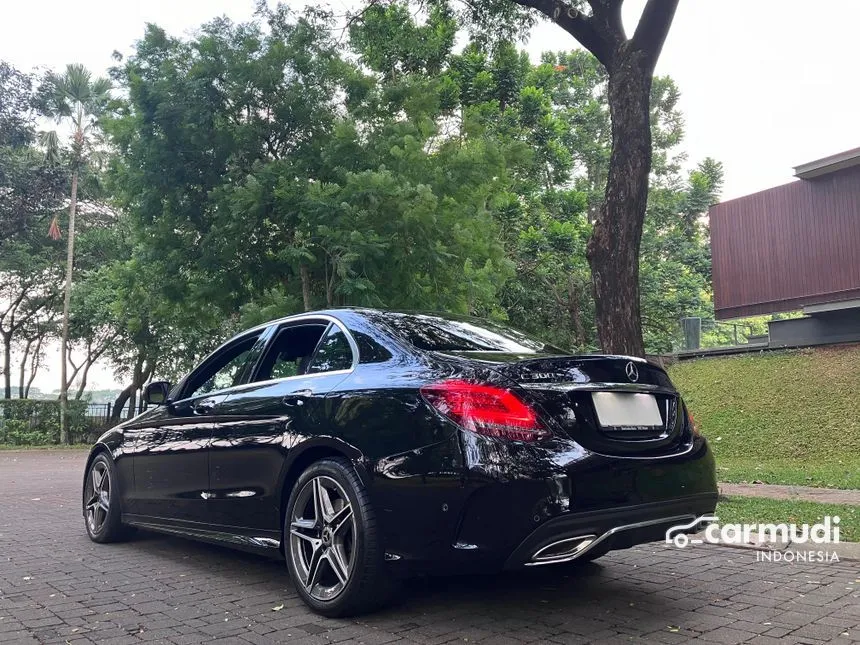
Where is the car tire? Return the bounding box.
[284,457,391,617]
[83,453,128,543]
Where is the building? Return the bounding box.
[709,147,860,347]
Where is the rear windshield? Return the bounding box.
[380,313,565,354]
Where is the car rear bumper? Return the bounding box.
[502,492,718,569]
[375,434,718,576]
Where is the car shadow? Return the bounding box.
[116,529,683,627]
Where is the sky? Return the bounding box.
[3,0,859,391]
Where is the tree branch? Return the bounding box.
[587,0,626,44]
[0,285,30,332]
[631,0,680,71]
[513,0,614,67]
[339,0,385,43]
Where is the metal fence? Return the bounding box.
[0,399,147,445]
[84,403,114,429]
[678,317,765,351]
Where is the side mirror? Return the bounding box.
[144,381,171,406]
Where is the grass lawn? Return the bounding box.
[669,344,860,490]
[717,496,859,543]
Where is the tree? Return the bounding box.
[0,62,66,399]
[640,158,723,352]
[37,64,111,441]
[0,62,35,149]
[107,8,512,326]
[15,313,54,399]
[368,0,679,355]
[0,243,62,399]
[521,0,679,355]
[1,62,67,246]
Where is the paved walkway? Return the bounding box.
[720,482,860,506]
[1,450,859,644]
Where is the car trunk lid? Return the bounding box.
[438,352,689,457]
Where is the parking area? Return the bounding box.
[1,450,858,645]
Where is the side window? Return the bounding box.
[352,330,393,364]
[307,326,354,374]
[253,324,328,382]
[185,336,258,399]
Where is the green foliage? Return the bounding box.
[0,4,729,405]
[349,3,457,79]
[669,345,860,489]
[0,62,70,400]
[0,62,36,148]
[640,156,723,353]
[106,7,514,331]
[36,63,111,168]
[0,399,88,444]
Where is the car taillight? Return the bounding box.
[687,406,701,437]
[420,379,550,442]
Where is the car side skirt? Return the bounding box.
[122,513,283,557]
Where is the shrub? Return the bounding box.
[0,399,89,445]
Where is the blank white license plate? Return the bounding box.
[591,392,663,427]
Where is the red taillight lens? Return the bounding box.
[420,379,550,442]
[687,407,701,437]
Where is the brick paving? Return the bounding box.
[0,450,858,645]
[719,483,860,506]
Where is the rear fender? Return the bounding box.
[277,435,368,494]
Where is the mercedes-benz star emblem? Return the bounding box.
[625,361,639,382]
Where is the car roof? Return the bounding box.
[243,307,474,334]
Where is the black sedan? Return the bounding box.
[82,309,717,616]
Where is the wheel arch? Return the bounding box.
[82,428,127,512]
[82,441,115,488]
[277,438,369,546]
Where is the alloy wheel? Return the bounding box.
[289,475,356,601]
[86,461,111,534]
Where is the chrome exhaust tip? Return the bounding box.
[529,534,598,565]
[524,514,698,567]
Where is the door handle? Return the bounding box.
[283,389,313,407]
[193,398,218,415]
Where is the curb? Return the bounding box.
[718,482,860,506]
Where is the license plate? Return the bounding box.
[591,392,663,427]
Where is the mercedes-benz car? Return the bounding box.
[82,309,717,616]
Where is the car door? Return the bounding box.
[126,331,262,524]
[207,318,357,536]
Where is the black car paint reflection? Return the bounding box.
[85,308,717,575]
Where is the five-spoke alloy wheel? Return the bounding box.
[83,453,126,543]
[284,458,389,617]
[289,475,356,601]
[85,460,111,534]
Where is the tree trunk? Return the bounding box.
[300,264,312,312]
[61,344,83,397]
[586,52,651,357]
[111,382,135,422]
[326,262,335,307]
[127,388,138,420]
[59,169,79,443]
[1,333,11,399]
[111,355,151,422]
[511,0,677,357]
[75,358,93,400]
[18,337,34,399]
[566,276,586,348]
[24,337,42,399]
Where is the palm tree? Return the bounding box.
[39,64,111,443]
